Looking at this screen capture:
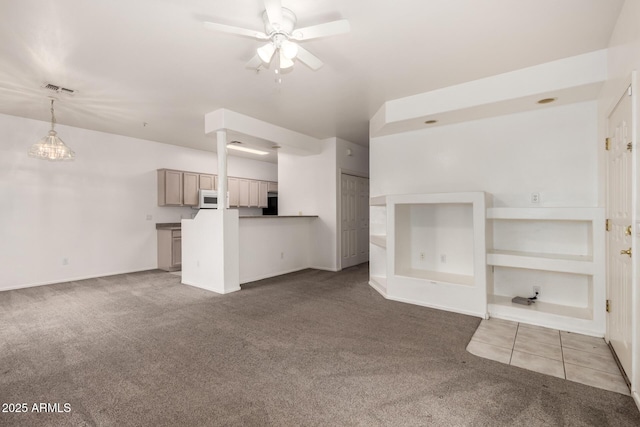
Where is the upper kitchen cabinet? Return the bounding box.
[249,180,259,207]
[238,179,250,207]
[199,174,215,191]
[228,177,240,207]
[159,168,277,208]
[258,181,268,208]
[183,172,199,206]
[158,169,183,206]
[158,169,216,207]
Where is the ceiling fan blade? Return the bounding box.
[291,19,350,41]
[204,22,267,39]
[245,54,263,70]
[263,0,283,28]
[296,46,324,71]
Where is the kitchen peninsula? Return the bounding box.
[181,209,318,293]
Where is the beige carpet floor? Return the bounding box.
[1,264,639,426]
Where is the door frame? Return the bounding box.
[337,168,369,270]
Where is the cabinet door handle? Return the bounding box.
[620,248,632,257]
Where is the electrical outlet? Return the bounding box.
[146,214,152,221]
[533,285,541,295]
[530,192,540,204]
[281,252,284,259]
[440,254,447,263]
[420,252,425,260]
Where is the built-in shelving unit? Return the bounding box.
[369,196,388,295]
[486,207,605,335]
[369,200,605,335]
[369,192,488,318]
[370,234,387,248]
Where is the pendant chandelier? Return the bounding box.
[28,99,75,161]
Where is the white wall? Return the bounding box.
[278,139,336,270]
[0,113,276,290]
[371,101,598,208]
[278,137,369,271]
[238,217,315,283]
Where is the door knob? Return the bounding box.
[620,248,632,257]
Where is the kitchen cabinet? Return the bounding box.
[228,177,239,207]
[158,228,181,271]
[183,172,199,206]
[258,181,268,207]
[239,179,250,207]
[158,169,183,206]
[249,180,259,207]
[199,174,215,191]
[158,168,277,208]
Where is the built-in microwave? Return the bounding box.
[198,189,218,209]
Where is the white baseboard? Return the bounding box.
[309,266,339,272]
[0,268,157,292]
[240,267,313,285]
[181,279,241,295]
[368,280,387,297]
[633,390,640,413]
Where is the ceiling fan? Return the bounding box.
[204,0,350,71]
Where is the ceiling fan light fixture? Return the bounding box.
[280,40,298,59]
[257,42,276,63]
[279,51,294,69]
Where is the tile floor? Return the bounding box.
[466,318,630,395]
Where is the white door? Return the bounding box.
[341,174,369,269]
[606,85,633,377]
[357,177,370,263]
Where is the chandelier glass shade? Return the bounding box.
[28,99,75,161]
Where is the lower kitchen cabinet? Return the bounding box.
[158,229,181,271]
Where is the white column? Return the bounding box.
[217,130,228,209]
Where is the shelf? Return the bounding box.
[370,234,387,248]
[487,207,602,221]
[395,268,475,286]
[370,195,387,206]
[488,294,592,320]
[487,250,593,275]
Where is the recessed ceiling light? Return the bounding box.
[537,97,557,104]
[424,120,438,124]
[227,143,268,155]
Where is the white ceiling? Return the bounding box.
[0,0,624,157]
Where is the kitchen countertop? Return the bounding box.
[156,216,317,229]
[239,215,319,219]
[156,223,181,230]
